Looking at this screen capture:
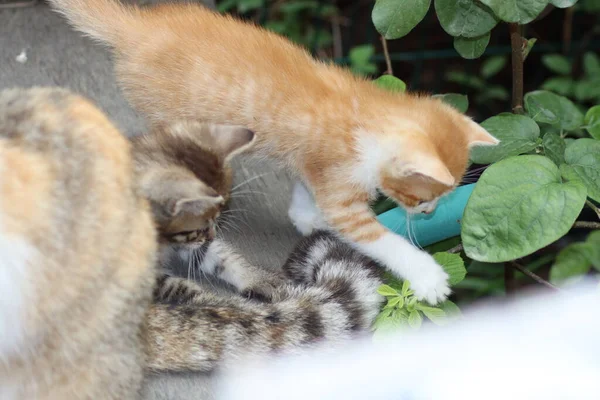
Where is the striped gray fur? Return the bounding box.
[145,231,385,373]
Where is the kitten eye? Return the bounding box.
[416,200,426,206]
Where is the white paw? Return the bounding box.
[405,251,451,305]
[288,181,328,236]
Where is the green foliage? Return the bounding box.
[453,33,491,59]
[373,75,407,92]
[470,114,540,164]
[541,52,600,105]
[373,253,466,335]
[479,0,548,24]
[525,90,584,131]
[433,93,469,113]
[434,0,498,38]
[348,45,378,76]
[219,0,337,52]
[584,105,600,139]
[561,139,600,202]
[446,56,509,106]
[372,0,431,40]
[462,155,587,262]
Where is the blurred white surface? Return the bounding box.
[217,282,600,400]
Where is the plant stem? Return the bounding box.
[573,221,600,229]
[586,200,600,220]
[510,262,559,291]
[509,23,525,115]
[562,6,575,55]
[380,36,393,75]
[447,243,463,254]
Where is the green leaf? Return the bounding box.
[584,105,600,140]
[524,90,584,131]
[522,37,537,61]
[586,230,600,271]
[237,0,263,13]
[433,252,467,285]
[475,86,510,103]
[582,0,600,12]
[470,114,540,164]
[479,0,549,24]
[481,56,507,79]
[583,52,600,77]
[549,0,579,7]
[561,138,600,202]
[453,33,490,59]
[433,93,469,113]
[418,305,448,325]
[574,79,600,102]
[434,0,498,38]
[550,243,594,285]
[377,284,399,297]
[217,0,239,12]
[374,75,407,93]
[440,300,462,319]
[542,132,566,166]
[406,297,418,312]
[462,155,588,262]
[349,45,378,76]
[408,309,423,328]
[401,280,412,297]
[541,77,574,97]
[372,0,431,40]
[542,54,572,75]
[388,295,404,308]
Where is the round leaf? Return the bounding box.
[542,132,566,166]
[550,243,594,285]
[481,56,507,79]
[434,0,498,38]
[584,105,600,140]
[440,300,462,320]
[462,155,587,262]
[561,138,600,202]
[583,52,600,77]
[433,93,469,113]
[373,75,407,93]
[550,0,578,7]
[453,33,490,59]
[542,54,572,75]
[479,0,549,24]
[470,114,540,164]
[432,252,466,285]
[372,0,431,40]
[524,90,584,131]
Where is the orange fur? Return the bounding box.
[49,0,499,303]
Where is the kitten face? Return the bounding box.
[133,121,255,250]
[374,101,499,214]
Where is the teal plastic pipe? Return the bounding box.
[376,183,475,247]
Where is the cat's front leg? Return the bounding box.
[199,239,285,301]
[316,195,450,305]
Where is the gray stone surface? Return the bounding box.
[1,2,300,398]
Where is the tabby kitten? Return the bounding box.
[131,120,283,297]
[49,0,499,304]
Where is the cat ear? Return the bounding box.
[394,144,455,187]
[211,125,256,162]
[464,117,499,148]
[169,194,224,216]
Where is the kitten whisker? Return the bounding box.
[230,173,272,191]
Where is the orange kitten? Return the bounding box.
[49,0,498,304]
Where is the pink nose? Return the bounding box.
[421,209,432,215]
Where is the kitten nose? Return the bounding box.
[421,209,432,215]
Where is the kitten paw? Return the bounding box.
[288,181,328,236]
[241,271,285,302]
[405,252,451,305]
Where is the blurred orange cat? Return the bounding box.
[49,0,498,304]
